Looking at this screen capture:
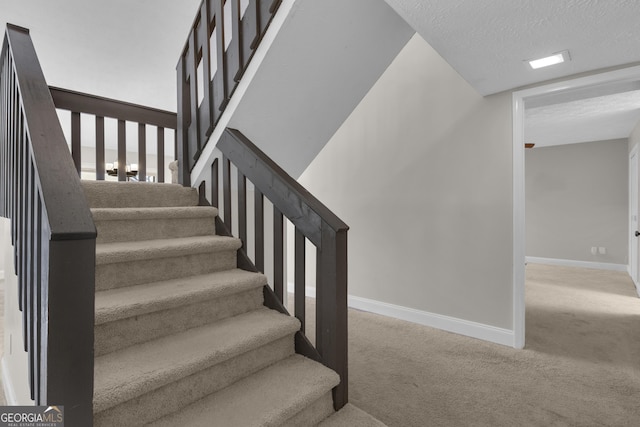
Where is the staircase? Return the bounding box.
[82,180,383,426]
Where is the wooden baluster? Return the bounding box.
[138,123,146,182]
[34,194,43,403]
[27,163,36,400]
[177,55,191,186]
[269,0,281,13]
[211,158,219,207]
[71,112,81,175]
[227,0,244,88]
[20,121,28,347]
[223,155,232,229]
[238,170,247,246]
[17,112,25,311]
[117,119,126,181]
[95,116,105,180]
[10,71,16,230]
[273,206,284,301]
[214,0,229,112]
[1,65,6,215]
[157,127,165,183]
[254,189,264,272]
[260,0,279,34]
[11,77,18,249]
[243,0,260,53]
[0,56,5,215]
[295,228,306,332]
[187,31,200,165]
[198,0,214,138]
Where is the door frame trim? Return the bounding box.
[512,64,640,349]
[630,144,640,293]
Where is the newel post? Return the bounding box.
[45,238,96,426]
[316,221,348,410]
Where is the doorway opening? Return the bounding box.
[512,65,640,348]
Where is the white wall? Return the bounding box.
[0,220,4,281]
[191,0,415,184]
[1,218,33,405]
[630,118,640,153]
[297,34,513,337]
[525,140,628,265]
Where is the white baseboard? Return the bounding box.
[348,295,515,347]
[287,283,515,347]
[526,256,628,272]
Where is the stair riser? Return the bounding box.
[282,393,336,427]
[82,182,199,208]
[94,336,295,427]
[95,287,264,356]
[95,218,216,244]
[96,251,237,291]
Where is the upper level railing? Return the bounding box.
[0,24,96,425]
[50,87,177,183]
[177,0,282,185]
[199,128,349,409]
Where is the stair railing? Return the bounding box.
[177,0,282,185]
[0,24,96,425]
[199,128,349,410]
[50,87,177,183]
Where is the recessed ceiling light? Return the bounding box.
[527,50,571,70]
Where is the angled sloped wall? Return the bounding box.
[191,0,415,184]
[298,34,515,345]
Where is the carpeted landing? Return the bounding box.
[300,263,640,426]
[82,181,382,427]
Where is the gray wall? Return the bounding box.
[298,34,513,330]
[630,117,640,153]
[525,139,628,264]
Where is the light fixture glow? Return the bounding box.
[528,51,570,70]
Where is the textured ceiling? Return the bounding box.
[525,90,640,147]
[383,0,640,147]
[384,0,640,96]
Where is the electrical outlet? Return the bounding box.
[591,247,598,255]
[598,247,606,255]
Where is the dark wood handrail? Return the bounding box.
[50,87,177,129]
[177,0,282,185]
[1,24,96,426]
[218,129,349,241]
[50,87,177,183]
[206,128,349,410]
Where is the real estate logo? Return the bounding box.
[0,406,64,427]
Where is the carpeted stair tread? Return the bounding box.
[92,206,218,243]
[94,308,300,413]
[91,206,218,221]
[148,354,340,427]
[318,403,388,426]
[82,180,199,208]
[95,235,241,265]
[95,269,267,325]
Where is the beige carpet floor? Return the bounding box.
[1,263,638,426]
[293,263,640,426]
